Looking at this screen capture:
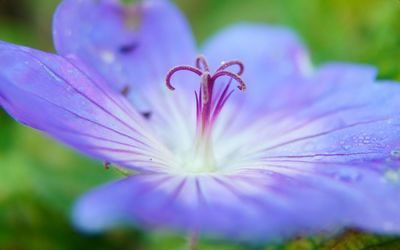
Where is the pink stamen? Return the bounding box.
[195,91,200,121]
[200,72,211,103]
[212,90,234,124]
[211,71,246,91]
[165,65,202,90]
[165,55,246,136]
[216,60,244,76]
[196,55,210,72]
[211,83,232,124]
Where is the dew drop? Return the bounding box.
[100,50,116,64]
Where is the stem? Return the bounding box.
[188,232,198,250]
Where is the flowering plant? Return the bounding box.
[1,0,400,245]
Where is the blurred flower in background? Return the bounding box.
[0,1,398,249]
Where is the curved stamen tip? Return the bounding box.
[217,60,245,76]
[196,55,210,72]
[238,82,246,91]
[212,70,246,92]
[165,56,247,140]
[165,69,176,90]
[165,65,203,91]
[165,56,246,93]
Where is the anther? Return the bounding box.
[165,56,246,132]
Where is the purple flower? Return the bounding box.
[1,0,400,241]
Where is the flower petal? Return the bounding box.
[73,169,400,241]
[229,67,400,164]
[53,0,198,151]
[73,174,291,239]
[199,63,400,238]
[53,0,196,110]
[202,23,312,110]
[0,41,174,172]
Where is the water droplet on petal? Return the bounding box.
[100,50,116,64]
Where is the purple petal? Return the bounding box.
[73,174,290,239]
[72,68,400,239]
[53,0,199,150]
[73,168,400,241]
[203,64,400,238]
[53,0,196,111]
[233,67,400,163]
[215,63,384,145]
[0,41,173,172]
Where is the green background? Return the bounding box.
[1,0,400,249]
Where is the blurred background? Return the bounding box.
[1,0,400,249]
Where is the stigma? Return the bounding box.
[166,56,245,134]
[165,55,246,173]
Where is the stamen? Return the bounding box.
[212,90,234,125]
[165,56,246,138]
[196,55,210,72]
[166,65,202,90]
[200,72,211,103]
[217,60,244,75]
[211,71,246,91]
[195,91,200,120]
[164,56,247,173]
[211,82,233,124]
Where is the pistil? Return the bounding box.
[166,55,246,172]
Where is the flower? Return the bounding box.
[1,0,400,242]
